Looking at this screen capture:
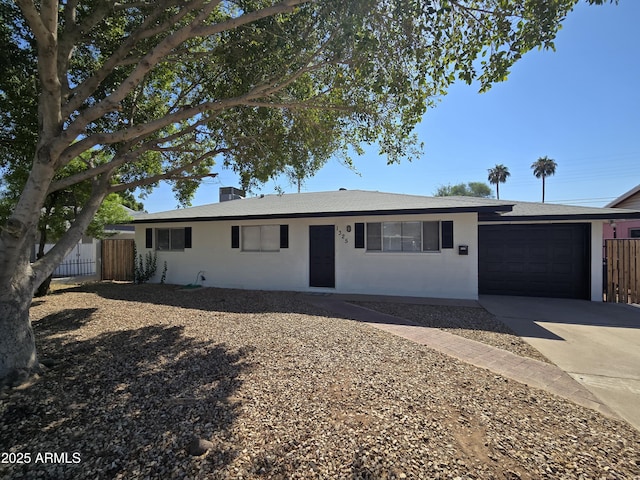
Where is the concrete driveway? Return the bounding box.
[479,295,640,431]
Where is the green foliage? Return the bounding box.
[160,261,168,285]
[435,182,492,198]
[531,156,558,179]
[86,194,134,240]
[531,156,558,203]
[487,164,511,199]
[0,0,615,274]
[2,0,604,201]
[134,250,158,285]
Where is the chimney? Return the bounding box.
[219,186,245,202]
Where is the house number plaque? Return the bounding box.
[336,227,349,244]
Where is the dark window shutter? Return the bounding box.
[354,223,365,248]
[280,225,289,248]
[231,225,240,248]
[184,227,192,248]
[145,228,153,249]
[441,221,454,249]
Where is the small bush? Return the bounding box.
[160,261,168,284]
[134,251,158,284]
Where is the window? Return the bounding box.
[630,228,640,238]
[232,225,289,250]
[241,225,280,252]
[156,228,186,251]
[366,221,440,252]
[422,221,440,251]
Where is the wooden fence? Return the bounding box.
[604,239,640,304]
[102,239,135,281]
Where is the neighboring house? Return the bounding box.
[37,207,145,278]
[41,235,99,278]
[132,189,640,302]
[603,184,640,239]
[104,206,147,239]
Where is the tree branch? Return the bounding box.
[60,0,308,149]
[14,0,48,45]
[31,174,112,285]
[107,150,225,193]
[48,115,216,193]
[61,0,208,120]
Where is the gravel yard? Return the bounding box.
[1,283,639,479]
[351,302,550,363]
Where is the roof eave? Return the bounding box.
[479,212,640,222]
[133,204,514,224]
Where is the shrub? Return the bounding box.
[134,250,158,284]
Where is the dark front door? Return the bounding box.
[478,223,590,299]
[309,225,335,288]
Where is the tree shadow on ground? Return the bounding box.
[44,283,522,337]
[349,301,529,336]
[0,320,249,479]
[34,308,98,334]
[53,282,332,316]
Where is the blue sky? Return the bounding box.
[142,1,639,213]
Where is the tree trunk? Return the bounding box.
[35,227,52,297]
[0,286,40,388]
[35,275,53,298]
[34,204,56,298]
[0,167,109,385]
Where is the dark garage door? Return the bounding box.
[479,224,590,299]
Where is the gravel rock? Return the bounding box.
[188,438,214,456]
[0,283,638,479]
[353,301,550,362]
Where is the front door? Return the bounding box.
[309,225,335,288]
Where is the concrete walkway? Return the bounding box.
[479,295,640,432]
[303,294,620,423]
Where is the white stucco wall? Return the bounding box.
[134,212,479,300]
[590,221,604,301]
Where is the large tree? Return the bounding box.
[434,181,492,198]
[531,156,558,203]
[0,0,611,385]
[487,164,510,200]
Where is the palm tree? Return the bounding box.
[531,156,557,203]
[487,164,510,199]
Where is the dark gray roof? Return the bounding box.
[133,190,513,223]
[479,199,640,222]
[132,190,640,224]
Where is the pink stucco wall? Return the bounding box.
[603,220,640,239]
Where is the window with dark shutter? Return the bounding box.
[441,221,454,249]
[184,227,192,248]
[156,228,184,250]
[145,228,153,249]
[354,223,365,248]
[280,225,289,248]
[231,225,240,248]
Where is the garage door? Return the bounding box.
[479,224,590,299]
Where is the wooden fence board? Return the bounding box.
[622,241,629,303]
[632,241,639,303]
[102,239,135,281]
[604,239,640,304]
[606,241,614,302]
